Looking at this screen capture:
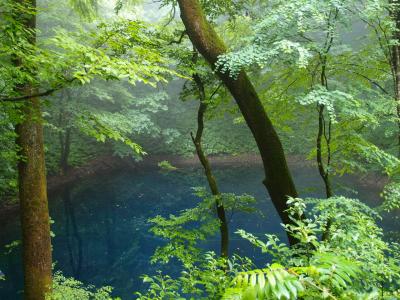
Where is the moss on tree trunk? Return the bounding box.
[16,95,52,300]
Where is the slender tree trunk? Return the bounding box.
[14,0,53,298]
[177,0,298,245]
[190,56,229,257]
[318,57,333,241]
[58,91,72,174]
[59,127,71,174]
[319,106,333,240]
[316,104,333,199]
[316,36,334,198]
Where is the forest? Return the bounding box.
[0,0,400,299]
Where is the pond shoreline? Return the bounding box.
[0,153,387,225]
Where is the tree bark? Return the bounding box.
[16,95,53,300]
[318,104,333,241]
[14,0,53,298]
[318,32,335,241]
[317,59,333,199]
[190,58,229,257]
[177,0,298,245]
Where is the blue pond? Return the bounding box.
[0,161,395,299]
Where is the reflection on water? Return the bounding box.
[62,187,83,279]
[0,164,397,299]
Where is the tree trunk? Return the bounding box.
[392,31,400,158]
[318,57,334,241]
[14,0,53,298]
[16,95,53,300]
[58,90,72,174]
[177,0,298,245]
[317,104,333,241]
[316,105,333,199]
[190,59,229,257]
[59,127,71,174]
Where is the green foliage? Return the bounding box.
[223,263,304,300]
[2,1,400,298]
[214,0,400,182]
[139,194,400,300]
[224,253,363,300]
[76,110,144,155]
[230,197,400,299]
[378,182,400,212]
[148,189,220,265]
[43,82,175,174]
[160,0,249,20]
[0,103,19,197]
[149,186,256,267]
[158,160,178,171]
[0,0,176,94]
[0,0,181,189]
[46,19,177,86]
[47,272,119,300]
[297,86,354,124]
[136,272,185,300]
[137,252,254,300]
[137,187,256,298]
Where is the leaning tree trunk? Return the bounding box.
[14,0,53,298]
[177,0,298,245]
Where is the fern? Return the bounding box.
[223,264,304,300]
[223,253,361,300]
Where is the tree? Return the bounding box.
[190,50,229,258]
[355,0,400,157]
[176,0,299,245]
[12,0,53,298]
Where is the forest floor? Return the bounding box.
[0,153,388,224]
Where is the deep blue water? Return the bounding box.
[0,162,397,299]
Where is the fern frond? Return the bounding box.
[223,264,304,300]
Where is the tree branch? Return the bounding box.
[168,30,187,45]
[0,78,76,102]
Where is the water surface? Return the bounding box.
[0,162,396,299]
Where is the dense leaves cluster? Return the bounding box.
[139,196,400,299]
